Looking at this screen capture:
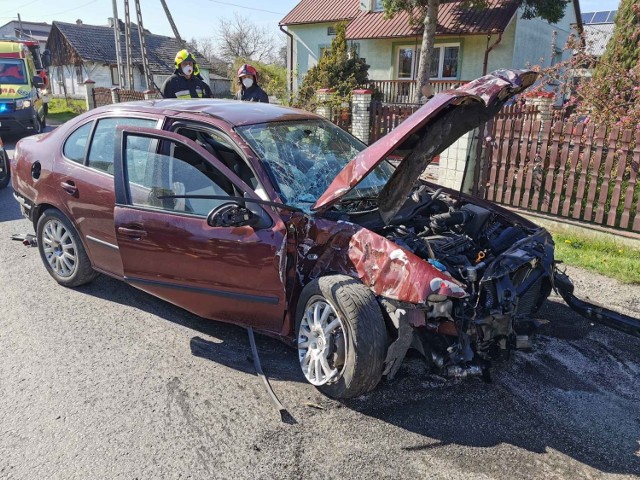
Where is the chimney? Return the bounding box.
[76,19,83,25]
[359,0,374,12]
[108,17,114,28]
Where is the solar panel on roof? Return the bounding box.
[581,12,595,23]
[606,10,617,22]
[592,11,609,23]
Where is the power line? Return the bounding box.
[204,0,284,16]
[42,0,101,17]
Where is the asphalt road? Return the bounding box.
[1,131,639,479]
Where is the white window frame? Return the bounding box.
[75,65,84,84]
[110,65,120,86]
[395,43,460,80]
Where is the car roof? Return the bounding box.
[98,99,320,127]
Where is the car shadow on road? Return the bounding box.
[76,274,304,383]
[340,297,640,476]
[0,186,24,222]
[75,274,640,475]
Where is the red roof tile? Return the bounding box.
[347,0,519,39]
[281,0,519,38]
[280,0,360,26]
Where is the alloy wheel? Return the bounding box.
[297,297,347,386]
[41,219,78,278]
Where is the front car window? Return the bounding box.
[0,59,27,84]
[236,119,394,211]
[125,135,235,217]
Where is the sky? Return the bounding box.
[0,0,300,40]
[0,0,622,43]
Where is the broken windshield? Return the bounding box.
[236,119,394,211]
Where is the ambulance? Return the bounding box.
[0,40,47,135]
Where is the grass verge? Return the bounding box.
[47,98,86,123]
[552,231,640,284]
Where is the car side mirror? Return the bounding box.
[33,75,45,88]
[207,202,263,228]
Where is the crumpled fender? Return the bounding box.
[300,218,466,304]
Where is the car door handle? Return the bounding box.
[60,180,77,195]
[117,227,148,239]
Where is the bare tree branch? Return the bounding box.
[216,13,278,64]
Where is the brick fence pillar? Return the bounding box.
[437,129,478,193]
[144,90,159,100]
[83,79,96,110]
[351,89,372,144]
[110,87,121,104]
[525,95,554,123]
[315,88,336,120]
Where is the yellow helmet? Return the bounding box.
[174,49,196,70]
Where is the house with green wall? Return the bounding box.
[280,0,582,102]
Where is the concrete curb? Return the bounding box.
[506,206,640,249]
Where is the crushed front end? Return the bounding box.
[367,197,556,380]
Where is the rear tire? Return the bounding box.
[295,275,388,399]
[36,209,98,287]
[0,150,9,189]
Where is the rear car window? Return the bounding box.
[88,117,157,174]
[62,122,93,163]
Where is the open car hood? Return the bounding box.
[313,69,537,222]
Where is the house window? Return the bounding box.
[75,65,83,84]
[327,26,336,36]
[374,0,384,11]
[110,65,120,85]
[396,43,460,80]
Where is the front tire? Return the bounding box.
[295,275,388,399]
[36,209,98,287]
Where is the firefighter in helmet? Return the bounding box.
[161,49,212,99]
[236,64,269,103]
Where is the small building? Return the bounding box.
[209,73,233,97]
[581,10,617,59]
[46,19,211,97]
[280,0,582,102]
[0,20,51,50]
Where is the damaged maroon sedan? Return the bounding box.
[12,69,639,398]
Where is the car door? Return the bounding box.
[113,127,287,332]
[54,115,160,277]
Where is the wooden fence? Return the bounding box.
[480,117,640,232]
[93,87,113,107]
[92,87,152,108]
[369,102,421,142]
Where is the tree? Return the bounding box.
[382,0,572,103]
[188,37,229,77]
[297,22,372,108]
[229,58,288,103]
[216,13,282,64]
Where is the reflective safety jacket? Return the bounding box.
[160,72,213,99]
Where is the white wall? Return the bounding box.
[49,62,209,96]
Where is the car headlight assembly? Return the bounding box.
[15,98,31,109]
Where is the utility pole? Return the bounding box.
[123,0,134,89]
[160,0,186,48]
[17,13,24,38]
[133,0,154,90]
[111,0,126,88]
